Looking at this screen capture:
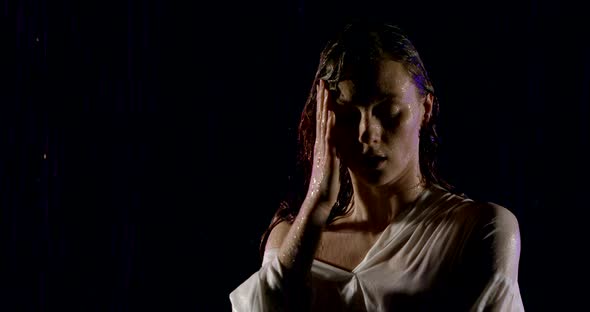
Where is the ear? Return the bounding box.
[422,93,434,126]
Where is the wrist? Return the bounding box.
[300,197,331,228]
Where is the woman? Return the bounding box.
[230,21,523,311]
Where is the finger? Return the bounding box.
[328,112,340,172]
[322,82,330,130]
[328,112,340,185]
[318,80,326,142]
[321,80,328,134]
[326,110,336,147]
[315,82,322,143]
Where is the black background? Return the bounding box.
[2,0,590,310]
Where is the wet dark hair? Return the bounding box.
[259,21,453,258]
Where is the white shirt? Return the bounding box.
[230,186,524,311]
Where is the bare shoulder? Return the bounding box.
[264,221,292,251]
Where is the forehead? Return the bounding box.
[336,60,414,104]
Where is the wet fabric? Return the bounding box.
[230,186,524,311]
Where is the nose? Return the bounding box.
[358,112,382,145]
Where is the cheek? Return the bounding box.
[384,112,417,137]
[333,119,356,141]
[333,129,355,154]
[332,128,361,165]
[383,113,422,151]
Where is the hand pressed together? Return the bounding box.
[304,79,341,226]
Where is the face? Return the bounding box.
[331,60,430,186]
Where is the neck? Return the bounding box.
[346,167,426,227]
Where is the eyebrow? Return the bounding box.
[336,93,397,106]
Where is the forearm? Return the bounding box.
[277,196,327,310]
[278,194,329,270]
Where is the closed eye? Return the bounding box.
[373,101,401,118]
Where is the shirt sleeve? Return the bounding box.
[229,248,287,312]
[470,204,525,312]
[472,272,524,312]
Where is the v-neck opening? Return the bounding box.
[313,220,396,274]
[264,187,434,275]
[312,186,433,274]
